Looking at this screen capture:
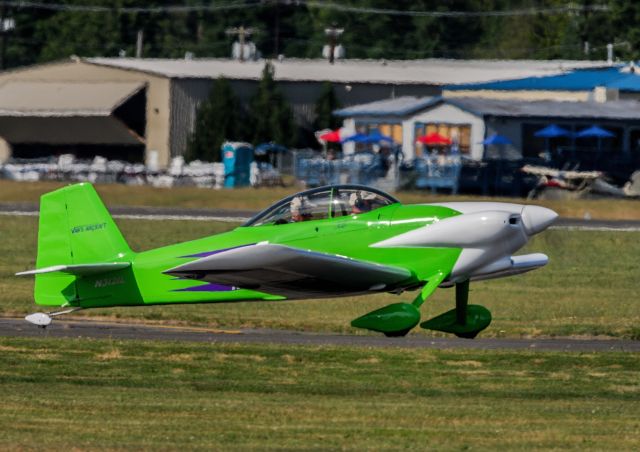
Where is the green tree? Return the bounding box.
[249,61,294,146]
[610,0,640,60]
[185,77,244,162]
[1,0,629,67]
[313,82,341,131]
[34,0,122,61]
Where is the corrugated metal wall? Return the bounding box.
[170,79,213,158]
[169,78,440,157]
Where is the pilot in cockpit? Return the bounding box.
[290,196,313,222]
[349,191,377,214]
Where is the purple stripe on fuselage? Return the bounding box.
[180,243,256,259]
[174,283,236,292]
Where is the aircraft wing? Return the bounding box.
[165,243,414,298]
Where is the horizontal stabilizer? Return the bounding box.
[16,262,130,277]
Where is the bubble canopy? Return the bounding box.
[243,184,400,227]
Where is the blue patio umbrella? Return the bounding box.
[575,125,615,152]
[340,133,368,143]
[368,130,395,143]
[342,131,395,145]
[534,124,572,159]
[480,134,512,159]
[574,125,615,138]
[481,134,512,145]
[534,124,572,138]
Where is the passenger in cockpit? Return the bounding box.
[349,191,377,214]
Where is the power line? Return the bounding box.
[301,2,610,17]
[0,1,258,13]
[0,1,611,17]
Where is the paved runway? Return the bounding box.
[2,202,640,230]
[2,203,638,352]
[0,202,255,223]
[1,317,638,352]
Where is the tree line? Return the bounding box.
[186,62,340,162]
[3,0,640,69]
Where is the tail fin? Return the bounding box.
[38,183,131,265]
[30,183,133,306]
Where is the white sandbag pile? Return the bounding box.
[0,155,226,189]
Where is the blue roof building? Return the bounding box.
[444,64,640,102]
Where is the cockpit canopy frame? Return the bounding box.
[242,184,400,227]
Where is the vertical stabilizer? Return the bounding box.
[33,183,132,306]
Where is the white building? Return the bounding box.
[334,96,640,160]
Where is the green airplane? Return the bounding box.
[18,182,557,338]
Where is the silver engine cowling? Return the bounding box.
[372,203,558,283]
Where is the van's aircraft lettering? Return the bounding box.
[18,183,557,337]
[71,222,107,234]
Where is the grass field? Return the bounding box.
[2,215,639,339]
[0,336,638,450]
[1,179,640,220]
[1,183,639,451]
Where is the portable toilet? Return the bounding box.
[222,142,253,188]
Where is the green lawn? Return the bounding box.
[0,337,638,450]
[2,179,640,220]
[2,215,639,339]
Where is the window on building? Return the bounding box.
[414,122,471,157]
[355,122,403,144]
[375,123,403,143]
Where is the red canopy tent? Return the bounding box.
[417,132,451,146]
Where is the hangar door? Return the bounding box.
[0,81,146,161]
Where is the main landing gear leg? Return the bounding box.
[420,279,492,339]
[456,279,469,326]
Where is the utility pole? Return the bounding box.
[226,26,256,62]
[0,5,14,70]
[274,0,280,57]
[0,2,6,70]
[324,25,344,64]
[136,30,143,58]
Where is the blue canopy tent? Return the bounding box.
[255,142,288,156]
[254,142,288,169]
